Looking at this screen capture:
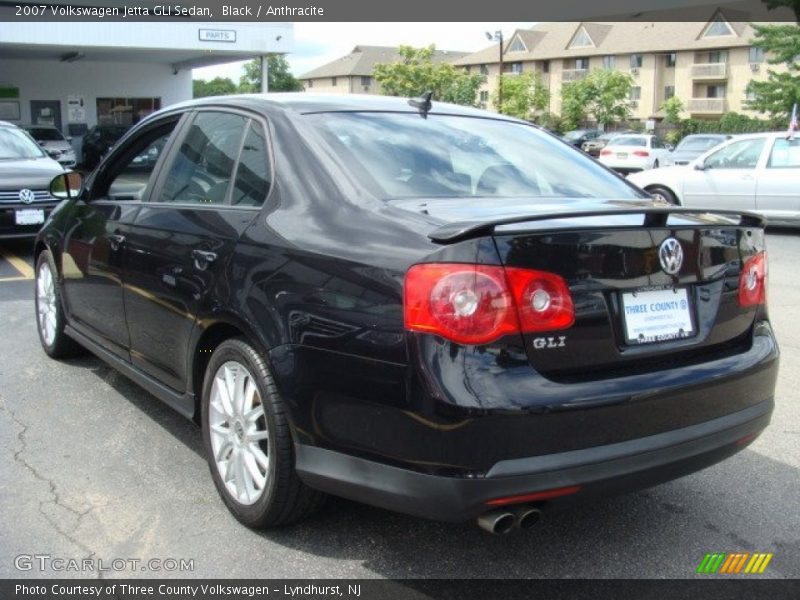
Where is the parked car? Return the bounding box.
[629,132,800,225]
[581,130,635,157]
[22,124,77,168]
[81,124,129,170]
[562,129,602,147]
[599,134,672,174]
[663,134,731,167]
[0,121,65,239]
[35,95,777,533]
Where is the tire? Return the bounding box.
[201,337,325,528]
[35,250,84,359]
[647,185,679,205]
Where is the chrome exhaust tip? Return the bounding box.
[477,510,516,535]
[511,505,543,530]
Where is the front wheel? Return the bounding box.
[201,338,325,528]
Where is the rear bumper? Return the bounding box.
[296,398,773,521]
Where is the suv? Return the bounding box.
[35,95,777,533]
[0,121,64,239]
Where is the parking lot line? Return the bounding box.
[0,248,34,280]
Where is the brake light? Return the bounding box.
[739,251,767,307]
[404,264,575,345]
[600,149,612,156]
[632,150,650,157]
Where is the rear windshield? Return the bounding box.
[610,136,647,147]
[0,127,46,160]
[26,127,64,141]
[305,113,644,200]
[677,136,726,151]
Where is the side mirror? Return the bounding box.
[49,171,84,200]
[665,144,674,151]
[694,161,706,171]
[66,136,73,143]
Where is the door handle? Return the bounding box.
[108,234,126,251]
[192,249,217,271]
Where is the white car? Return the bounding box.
[628,132,800,226]
[598,134,672,174]
[22,124,76,168]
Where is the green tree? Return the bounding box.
[239,54,303,93]
[490,72,549,119]
[661,96,685,124]
[745,23,800,119]
[373,45,485,106]
[560,70,633,130]
[192,77,237,98]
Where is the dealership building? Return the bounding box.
[0,19,293,156]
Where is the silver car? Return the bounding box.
[629,132,800,226]
[22,124,77,168]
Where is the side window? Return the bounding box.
[768,138,800,169]
[94,120,178,201]
[704,138,766,170]
[231,121,272,206]
[156,111,248,205]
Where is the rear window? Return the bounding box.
[305,113,644,200]
[611,136,647,147]
[677,136,725,152]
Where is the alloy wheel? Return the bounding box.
[36,261,57,346]
[208,361,270,505]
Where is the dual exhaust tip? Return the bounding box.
[477,505,542,535]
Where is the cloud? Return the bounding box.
[193,22,533,81]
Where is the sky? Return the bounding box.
[193,22,534,82]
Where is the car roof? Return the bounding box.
[0,120,19,129]
[160,93,519,121]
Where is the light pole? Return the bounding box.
[486,30,504,112]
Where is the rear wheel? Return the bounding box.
[35,250,83,359]
[647,185,678,205]
[201,338,325,528]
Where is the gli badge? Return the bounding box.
[658,237,683,275]
[533,336,566,350]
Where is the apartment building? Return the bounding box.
[299,45,467,94]
[452,14,789,122]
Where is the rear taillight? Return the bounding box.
[600,149,612,156]
[404,264,574,345]
[739,251,767,307]
[632,150,650,157]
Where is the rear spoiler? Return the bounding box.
[428,207,766,244]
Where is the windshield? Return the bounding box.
[26,127,65,142]
[677,136,725,152]
[0,127,47,160]
[306,113,644,200]
[610,136,647,147]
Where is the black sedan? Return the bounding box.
[35,95,778,533]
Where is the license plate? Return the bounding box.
[616,152,628,159]
[621,288,694,344]
[15,209,44,226]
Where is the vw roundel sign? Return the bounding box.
[658,237,683,275]
[18,188,35,205]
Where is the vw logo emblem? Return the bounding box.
[18,189,35,204]
[658,237,684,275]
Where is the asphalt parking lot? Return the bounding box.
[0,234,797,580]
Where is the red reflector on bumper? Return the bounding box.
[486,485,582,506]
